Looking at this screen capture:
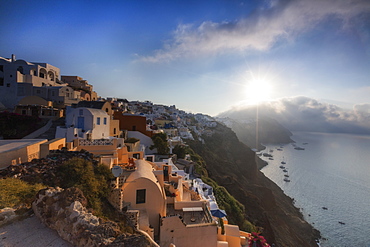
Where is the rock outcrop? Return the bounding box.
[32,187,153,247]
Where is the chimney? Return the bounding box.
[11,54,16,62]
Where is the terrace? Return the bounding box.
[165,203,213,225]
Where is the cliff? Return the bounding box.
[187,122,320,247]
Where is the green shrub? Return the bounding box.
[0,178,44,209]
[56,157,113,215]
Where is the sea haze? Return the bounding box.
[260,132,370,247]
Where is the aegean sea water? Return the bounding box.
[260,132,370,247]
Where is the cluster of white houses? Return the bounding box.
[0,54,253,247]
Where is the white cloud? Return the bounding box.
[219,96,370,134]
[140,0,370,62]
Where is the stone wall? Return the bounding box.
[32,187,154,247]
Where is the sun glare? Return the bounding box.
[244,78,272,105]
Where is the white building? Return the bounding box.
[0,54,62,109]
[56,107,110,142]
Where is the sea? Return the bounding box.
[259,131,370,247]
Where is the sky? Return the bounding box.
[1,0,370,116]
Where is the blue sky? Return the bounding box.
[1,0,370,116]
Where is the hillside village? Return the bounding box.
[0,55,269,247]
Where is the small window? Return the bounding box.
[0,65,3,72]
[52,91,55,96]
[0,78,4,86]
[6,83,10,87]
[79,109,83,115]
[103,117,107,125]
[113,128,116,134]
[136,189,146,204]
[66,93,70,97]
[133,153,141,159]
[97,117,100,125]
[36,89,40,94]
[22,110,26,115]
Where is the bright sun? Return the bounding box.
[244,78,272,105]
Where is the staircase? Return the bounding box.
[35,117,65,140]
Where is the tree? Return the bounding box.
[172,144,187,159]
[150,132,169,155]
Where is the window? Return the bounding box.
[6,83,10,87]
[22,110,26,115]
[136,189,146,204]
[36,89,40,94]
[79,109,83,115]
[0,77,3,86]
[52,91,55,96]
[103,117,107,125]
[97,117,100,125]
[0,65,3,72]
[66,93,70,97]
[113,128,116,134]
[133,153,141,159]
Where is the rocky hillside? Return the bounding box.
[187,122,320,247]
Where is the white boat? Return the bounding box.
[284,178,291,182]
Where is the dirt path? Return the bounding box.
[0,216,72,247]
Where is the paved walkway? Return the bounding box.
[0,216,72,247]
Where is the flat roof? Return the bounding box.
[0,139,47,153]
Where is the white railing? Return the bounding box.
[79,139,114,146]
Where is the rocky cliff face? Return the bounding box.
[32,187,153,247]
[188,123,320,247]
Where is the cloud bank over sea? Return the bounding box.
[218,96,370,134]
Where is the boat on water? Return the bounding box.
[284,174,289,177]
[279,165,285,169]
[283,169,288,173]
[269,157,274,160]
[294,147,305,150]
[284,178,290,182]
[263,153,273,157]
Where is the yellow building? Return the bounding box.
[108,157,252,247]
[0,139,48,169]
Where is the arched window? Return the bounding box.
[39,68,47,79]
[48,71,54,81]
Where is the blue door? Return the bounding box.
[77,117,84,129]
